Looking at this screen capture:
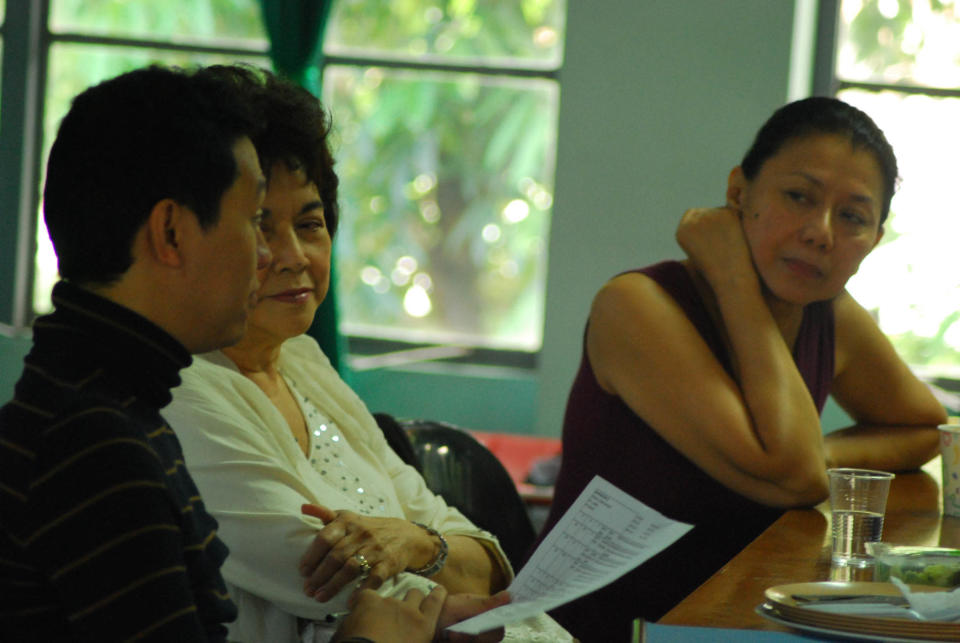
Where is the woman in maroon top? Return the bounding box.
[535,97,946,643]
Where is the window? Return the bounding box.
[11,0,565,367]
[28,0,270,316]
[322,1,565,358]
[828,0,960,377]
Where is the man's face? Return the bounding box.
[183,137,269,352]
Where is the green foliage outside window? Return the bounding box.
[838,0,959,88]
[326,67,556,348]
[326,0,564,64]
[324,1,563,351]
[838,0,960,374]
[50,0,266,45]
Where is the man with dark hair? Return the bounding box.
[0,65,270,641]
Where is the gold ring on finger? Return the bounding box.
[353,552,372,580]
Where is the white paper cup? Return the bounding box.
[938,424,960,518]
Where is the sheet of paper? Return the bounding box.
[448,475,692,634]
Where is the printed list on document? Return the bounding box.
[448,475,693,634]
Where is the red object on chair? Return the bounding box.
[467,431,561,505]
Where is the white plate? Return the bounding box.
[756,603,945,643]
[763,581,959,638]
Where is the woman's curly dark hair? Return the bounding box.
[198,65,340,237]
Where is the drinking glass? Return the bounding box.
[827,468,895,567]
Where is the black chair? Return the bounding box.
[373,414,536,572]
[372,412,423,474]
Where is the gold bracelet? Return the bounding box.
[410,522,448,577]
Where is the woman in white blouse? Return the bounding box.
[164,66,570,643]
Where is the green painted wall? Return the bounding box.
[0,332,31,403]
[350,363,538,433]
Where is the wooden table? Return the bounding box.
[659,458,960,631]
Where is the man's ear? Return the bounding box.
[144,199,189,268]
[726,166,747,211]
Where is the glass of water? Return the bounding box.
[827,468,895,568]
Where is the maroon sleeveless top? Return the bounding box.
[533,261,835,643]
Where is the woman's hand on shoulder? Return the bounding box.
[676,206,755,288]
[299,504,440,602]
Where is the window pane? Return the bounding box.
[33,43,270,314]
[50,0,267,48]
[841,89,960,374]
[325,0,565,69]
[324,66,558,351]
[836,0,960,89]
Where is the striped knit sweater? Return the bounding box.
[0,281,236,641]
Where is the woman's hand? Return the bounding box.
[300,503,440,601]
[332,586,447,643]
[675,206,756,289]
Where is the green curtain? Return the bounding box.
[257,0,348,377]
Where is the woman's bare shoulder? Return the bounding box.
[591,267,691,328]
[596,270,666,307]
